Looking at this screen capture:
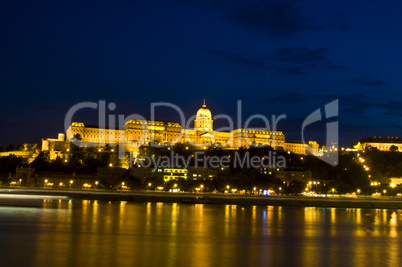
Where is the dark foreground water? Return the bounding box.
[0,195,402,266]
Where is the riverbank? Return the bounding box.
[1,188,402,209]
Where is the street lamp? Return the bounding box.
[331,188,335,194]
[357,189,361,195]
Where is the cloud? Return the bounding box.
[31,104,67,112]
[199,47,267,68]
[272,66,307,75]
[261,92,402,118]
[348,78,391,87]
[264,93,305,104]
[266,46,346,75]
[228,0,313,37]
[185,0,349,38]
[325,63,348,70]
[266,47,328,64]
[200,46,346,75]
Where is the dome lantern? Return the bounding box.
[194,100,213,131]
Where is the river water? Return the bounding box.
[0,195,401,267]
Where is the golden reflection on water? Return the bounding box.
[0,199,402,267]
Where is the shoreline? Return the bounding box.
[1,188,402,209]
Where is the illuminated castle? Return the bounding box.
[43,101,319,159]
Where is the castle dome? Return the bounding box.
[196,100,212,118]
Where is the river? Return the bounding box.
[0,195,401,266]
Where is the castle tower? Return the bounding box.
[194,100,213,132]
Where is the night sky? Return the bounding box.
[1,0,402,148]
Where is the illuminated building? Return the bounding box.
[44,101,320,157]
[354,136,402,151]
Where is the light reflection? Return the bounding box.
[389,212,397,237]
[331,207,336,224]
[0,194,68,199]
[119,201,126,224]
[304,207,319,238]
[0,200,401,266]
[93,200,98,224]
[224,205,230,235]
[171,203,179,235]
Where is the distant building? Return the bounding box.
[0,143,40,162]
[130,166,228,183]
[389,177,402,187]
[42,133,69,160]
[283,140,319,155]
[355,136,402,151]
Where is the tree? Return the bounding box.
[73,134,82,141]
[122,175,142,190]
[83,157,106,174]
[5,144,15,151]
[365,145,378,152]
[30,151,50,172]
[390,145,399,152]
[287,180,306,194]
[144,176,164,188]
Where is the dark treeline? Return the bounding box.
[0,143,401,194]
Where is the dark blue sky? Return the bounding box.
[1,0,401,147]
